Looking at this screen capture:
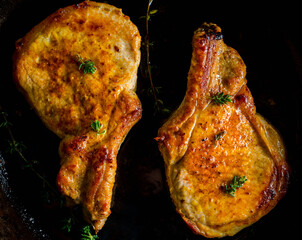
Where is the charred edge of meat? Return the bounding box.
[195,22,223,40]
[74,1,89,9]
[234,94,248,104]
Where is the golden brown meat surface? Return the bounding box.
[13,1,141,232]
[157,23,289,238]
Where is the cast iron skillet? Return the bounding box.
[0,0,301,239]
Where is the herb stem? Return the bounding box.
[1,112,58,195]
[145,0,158,104]
[2,112,16,144]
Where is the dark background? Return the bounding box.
[0,0,301,239]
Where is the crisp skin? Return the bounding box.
[157,23,289,238]
[13,1,141,232]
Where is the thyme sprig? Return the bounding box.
[60,205,84,234]
[81,225,99,240]
[225,176,247,197]
[77,55,97,74]
[1,113,97,238]
[61,218,73,233]
[144,0,158,108]
[6,140,26,154]
[211,92,232,105]
[0,111,59,200]
[141,0,170,116]
[0,112,12,128]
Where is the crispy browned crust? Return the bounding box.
[157,23,289,238]
[13,1,141,232]
[57,90,141,230]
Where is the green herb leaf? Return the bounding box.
[6,140,26,154]
[149,9,158,15]
[0,112,12,128]
[91,120,105,135]
[61,218,73,233]
[214,131,225,141]
[211,92,232,105]
[77,55,97,74]
[142,41,155,47]
[225,176,247,197]
[139,9,158,20]
[81,225,99,240]
[154,99,171,116]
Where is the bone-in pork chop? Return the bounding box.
[13,1,141,232]
[156,23,289,238]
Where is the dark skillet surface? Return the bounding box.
[0,0,301,239]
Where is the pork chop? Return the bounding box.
[156,23,289,238]
[13,1,141,232]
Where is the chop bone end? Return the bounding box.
[195,22,223,40]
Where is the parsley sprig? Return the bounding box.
[77,55,97,74]
[225,176,247,197]
[211,92,232,105]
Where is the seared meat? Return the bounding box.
[157,23,289,238]
[13,1,141,232]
